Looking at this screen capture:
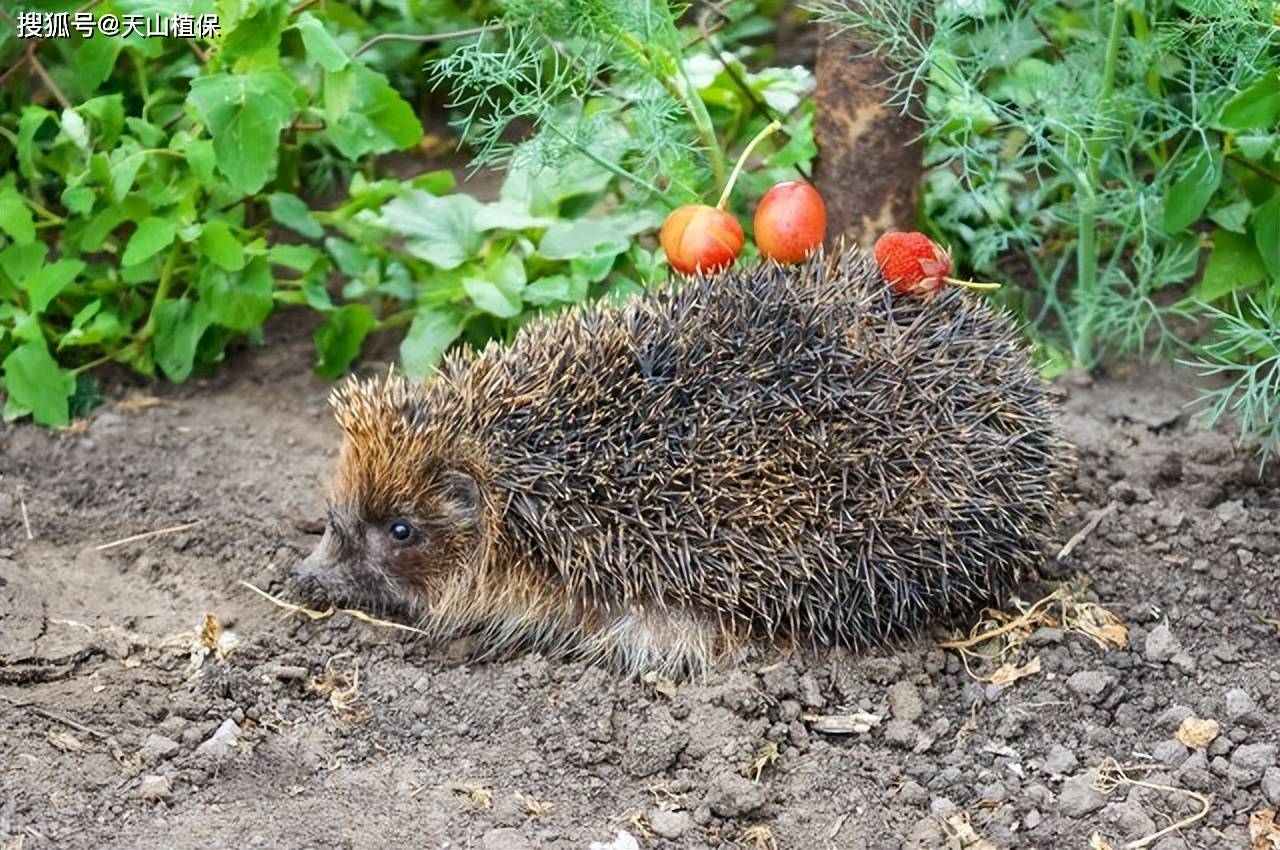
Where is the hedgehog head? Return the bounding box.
[291,372,491,615]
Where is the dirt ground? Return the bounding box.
[1,313,1277,850]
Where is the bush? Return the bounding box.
[0,0,814,426]
[812,0,1280,460]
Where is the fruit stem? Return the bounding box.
[716,119,782,211]
[943,276,1001,291]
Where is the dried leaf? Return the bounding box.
[199,613,222,652]
[803,711,881,734]
[45,729,86,752]
[1089,833,1116,850]
[1068,602,1129,650]
[1251,809,1280,850]
[942,811,1000,849]
[1175,716,1221,750]
[989,656,1042,685]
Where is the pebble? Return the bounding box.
[1066,670,1115,703]
[139,734,180,763]
[1229,743,1277,787]
[1155,704,1194,730]
[705,773,766,818]
[1059,772,1106,818]
[647,809,691,840]
[929,796,957,817]
[1224,688,1263,728]
[482,828,532,850]
[1176,751,1213,791]
[1143,624,1181,663]
[1151,739,1189,767]
[1043,744,1079,775]
[887,681,924,723]
[1101,800,1156,841]
[136,774,172,801]
[194,718,241,760]
[883,720,919,749]
[588,829,638,850]
[1262,766,1280,806]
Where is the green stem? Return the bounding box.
[543,122,666,199]
[1073,0,1126,368]
[140,246,181,339]
[617,32,726,190]
[716,119,781,210]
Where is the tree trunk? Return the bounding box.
[813,26,923,247]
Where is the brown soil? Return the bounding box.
[1,314,1277,850]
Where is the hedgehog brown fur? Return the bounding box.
[294,247,1068,675]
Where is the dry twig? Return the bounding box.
[94,519,204,551]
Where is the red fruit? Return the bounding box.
[660,204,744,276]
[873,231,1001,299]
[754,181,826,264]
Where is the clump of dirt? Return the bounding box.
[1,318,1277,850]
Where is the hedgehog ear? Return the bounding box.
[438,468,482,527]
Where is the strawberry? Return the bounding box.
[873,231,1000,299]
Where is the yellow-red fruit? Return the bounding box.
[660,204,744,276]
[754,181,826,264]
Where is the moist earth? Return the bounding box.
[1,314,1277,850]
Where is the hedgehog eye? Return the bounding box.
[388,520,415,543]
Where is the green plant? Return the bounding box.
[810,0,1280,459]
[0,0,815,428]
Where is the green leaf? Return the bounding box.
[1253,194,1280,281]
[0,183,35,245]
[1217,72,1280,132]
[152,298,210,381]
[16,107,52,181]
[296,12,348,71]
[1162,148,1223,234]
[539,218,630,260]
[2,339,73,427]
[323,64,423,160]
[381,191,483,270]
[185,138,218,187]
[1208,199,1251,233]
[523,274,588,306]
[475,200,556,232]
[463,254,525,318]
[268,192,324,239]
[108,141,147,200]
[25,260,85,314]
[400,305,464,379]
[61,184,95,215]
[199,220,246,272]
[313,304,376,379]
[60,109,90,155]
[123,217,176,266]
[219,0,289,71]
[80,206,127,251]
[77,36,124,94]
[1195,228,1266,302]
[197,258,274,331]
[0,243,48,286]
[187,71,298,194]
[1236,134,1277,161]
[267,243,323,271]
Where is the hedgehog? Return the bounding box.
[291,247,1067,676]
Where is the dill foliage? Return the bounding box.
[810,0,1280,462]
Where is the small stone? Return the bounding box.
[1059,772,1106,818]
[1175,751,1214,792]
[705,773,766,818]
[481,827,532,850]
[1224,688,1263,728]
[929,796,957,817]
[1155,705,1194,730]
[1229,743,1277,787]
[1101,800,1156,841]
[887,680,924,723]
[1261,766,1280,805]
[647,809,691,840]
[139,734,180,763]
[194,718,240,760]
[1066,670,1115,703]
[137,774,172,801]
[1151,739,1189,767]
[897,780,928,805]
[1043,744,1078,775]
[1024,810,1042,829]
[1143,624,1181,663]
[882,719,919,749]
